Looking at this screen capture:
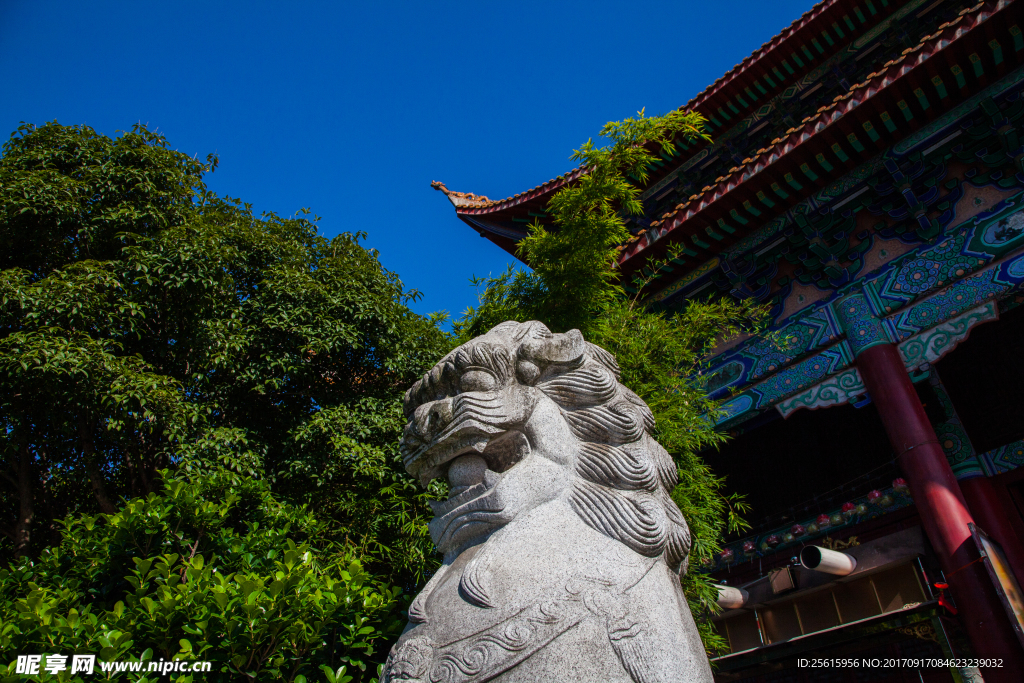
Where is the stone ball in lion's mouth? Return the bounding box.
[447,454,488,494]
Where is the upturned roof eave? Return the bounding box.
[433,0,865,219]
[618,0,1010,273]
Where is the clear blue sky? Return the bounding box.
[1,0,813,324]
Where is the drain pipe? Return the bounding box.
[715,585,749,609]
[799,546,857,576]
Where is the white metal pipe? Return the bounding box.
[799,546,857,576]
[715,585,749,609]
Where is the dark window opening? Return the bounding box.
[932,302,1024,454]
[704,402,898,538]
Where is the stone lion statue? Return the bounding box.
[382,321,713,683]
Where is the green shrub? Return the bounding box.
[1,468,401,683]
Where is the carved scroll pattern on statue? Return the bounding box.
[552,365,689,568]
[569,569,666,683]
[384,597,582,683]
[428,606,554,683]
[385,579,649,683]
[459,544,498,609]
[576,442,659,492]
[571,480,668,557]
[536,365,617,406]
[563,401,646,445]
[409,564,452,624]
[430,497,508,557]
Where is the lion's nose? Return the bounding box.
[414,398,454,437]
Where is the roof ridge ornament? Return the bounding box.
[431,180,492,208]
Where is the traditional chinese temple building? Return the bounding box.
[434,0,1024,680]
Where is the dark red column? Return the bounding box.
[857,344,1023,677]
[960,476,1024,590]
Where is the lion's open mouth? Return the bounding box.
[401,386,535,550]
[428,458,509,552]
[429,469,497,517]
[437,427,528,482]
[414,430,531,525]
[404,393,532,479]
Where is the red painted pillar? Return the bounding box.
[857,344,1023,676]
[927,368,1024,590]
[960,476,1024,590]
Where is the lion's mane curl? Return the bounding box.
[535,340,691,573]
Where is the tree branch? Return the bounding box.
[14,432,35,558]
[79,413,116,515]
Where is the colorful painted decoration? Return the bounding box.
[701,483,915,572]
[892,477,909,492]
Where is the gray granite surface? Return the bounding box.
[382,321,713,682]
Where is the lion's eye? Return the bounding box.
[460,370,497,393]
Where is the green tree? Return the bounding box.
[454,110,766,654]
[0,122,452,681]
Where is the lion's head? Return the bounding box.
[401,321,690,572]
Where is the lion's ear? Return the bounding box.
[520,329,585,365]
